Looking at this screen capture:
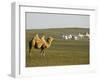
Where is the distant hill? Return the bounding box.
[26,28,89,41]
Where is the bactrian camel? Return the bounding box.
[29,34,54,56]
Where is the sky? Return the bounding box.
[26,12,90,29]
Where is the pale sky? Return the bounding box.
[26,12,90,29]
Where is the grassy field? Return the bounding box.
[26,28,89,67]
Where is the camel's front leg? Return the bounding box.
[40,49,43,56]
[40,49,45,56]
[43,50,45,56]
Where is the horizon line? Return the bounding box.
[26,27,89,30]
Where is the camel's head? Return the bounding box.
[47,37,54,42]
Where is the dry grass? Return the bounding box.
[26,28,89,67]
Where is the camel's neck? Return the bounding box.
[46,40,52,48]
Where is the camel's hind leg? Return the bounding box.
[29,40,32,56]
[29,47,32,56]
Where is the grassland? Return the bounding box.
[26,28,89,67]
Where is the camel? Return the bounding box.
[29,34,54,56]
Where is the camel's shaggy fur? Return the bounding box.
[29,34,54,56]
